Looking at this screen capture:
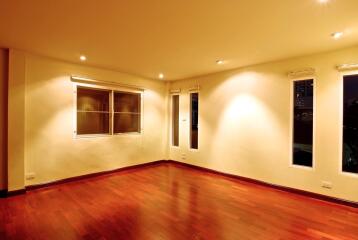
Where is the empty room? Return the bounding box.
[1,0,358,239]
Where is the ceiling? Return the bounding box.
[1,0,358,81]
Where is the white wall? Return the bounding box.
[169,45,358,202]
[8,51,169,188]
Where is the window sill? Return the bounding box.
[189,148,199,152]
[289,164,314,171]
[340,171,358,178]
[113,132,142,136]
[75,132,142,139]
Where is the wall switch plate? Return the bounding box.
[321,181,332,189]
[26,172,36,180]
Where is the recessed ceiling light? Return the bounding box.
[318,0,329,4]
[80,55,87,61]
[331,32,343,39]
[216,60,224,65]
[159,73,164,79]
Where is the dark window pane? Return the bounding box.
[77,112,110,135]
[113,92,141,133]
[114,92,140,113]
[190,93,199,149]
[293,80,313,167]
[77,88,109,112]
[343,75,358,174]
[77,87,110,135]
[114,113,140,133]
[172,95,179,146]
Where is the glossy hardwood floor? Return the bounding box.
[1,163,358,240]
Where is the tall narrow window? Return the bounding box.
[343,75,358,174]
[113,92,141,133]
[77,87,110,135]
[292,79,313,167]
[190,92,199,149]
[172,95,179,146]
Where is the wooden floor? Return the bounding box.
[1,163,358,240]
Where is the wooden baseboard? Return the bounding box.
[4,160,167,196]
[0,189,7,198]
[5,189,26,197]
[4,159,358,208]
[165,160,358,208]
[26,160,167,191]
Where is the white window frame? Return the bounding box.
[339,71,358,178]
[189,91,199,151]
[289,78,316,170]
[73,82,143,138]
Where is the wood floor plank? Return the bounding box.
[1,163,358,240]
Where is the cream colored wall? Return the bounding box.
[169,45,358,202]
[7,51,168,188]
[8,49,26,191]
[0,48,8,190]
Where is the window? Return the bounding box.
[343,74,358,174]
[292,79,313,167]
[190,92,199,149]
[113,92,141,133]
[77,87,110,135]
[172,95,179,146]
[76,86,141,136]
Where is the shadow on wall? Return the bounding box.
[199,70,288,179]
[0,49,8,191]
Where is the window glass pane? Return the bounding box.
[343,75,358,174]
[172,95,179,146]
[114,113,140,133]
[293,80,313,167]
[113,92,141,133]
[114,92,140,113]
[77,88,109,112]
[77,112,110,135]
[77,87,110,135]
[190,93,199,149]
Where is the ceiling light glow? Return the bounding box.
[159,73,164,79]
[216,60,224,65]
[318,0,329,4]
[331,32,343,39]
[80,55,87,61]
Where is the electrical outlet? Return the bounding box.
[181,153,186,160]
[321,181,332,189]
[26,172,36,180]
